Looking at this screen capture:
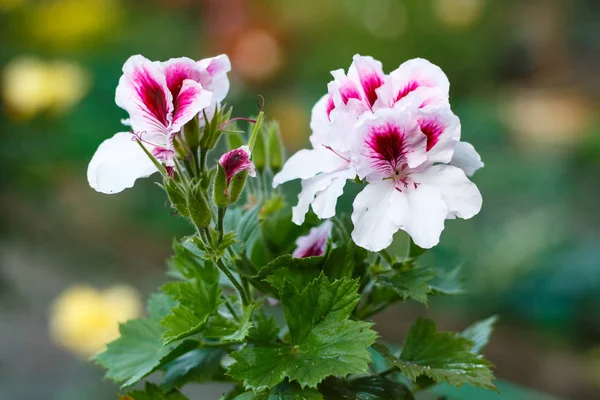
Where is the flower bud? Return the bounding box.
[164,180,189,217]
[200,105,233,151]
[252,125,267,172]
[172,131,188,159]
[213,146,256,206]
[183,114,200,151]
[266,121,284,173]
[213,165,229,208]
[187,181,212,228]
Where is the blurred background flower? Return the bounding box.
[3,57,91,120]
[49,284,142,358]
[0,0,599,399]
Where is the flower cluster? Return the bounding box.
[274,55,484,251]
[86,53,497,400]
[87,54,230,194]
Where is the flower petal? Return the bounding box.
[449,141,484,177]
[402,180,449,249]
[197,54,231,105]
[388,58,449,106]
[163,57,205,98]
[87,132,158,194]
[292,220,333,258]
[292,168,355,225]
[412,164,482,221]
[308,94,331,148]
[352,107,427,181]
[351,180,409,252]
[170,79,212,132]
[417,105,461,163]
[115,55,173,135]
[272,146,350,187]
[347,54,386,108]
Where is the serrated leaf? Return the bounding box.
[461,316,498,354]
[373,318,496,390]
[204,303,257,342]
[429,265,464,296]
[161,275,223,343]
[125,382,189,400]
[94,294,192,388]
[167,239,216,281]
[228,276,377,390]
[247,310,281,346]
[161,348,226,390]
[376,264,435,304]
[260,255,324,293]
[319,376,414,400]
[233,381,323,400]
[323,242,368,281]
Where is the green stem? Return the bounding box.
[224,297,241,321]
[247,111,264,151]
[199,148,207,173]
[216,258,250,306]
[217,206,226,244]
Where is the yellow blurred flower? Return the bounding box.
[49,284,142,358]
[28,0,121,48]
[3,56,91,120]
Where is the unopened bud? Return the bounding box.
[187,182,211,228]
[266,121,284,173]
[253,124,267,172]
[183,115,200,151]
[213,146,256,206]
[164,180,189,217]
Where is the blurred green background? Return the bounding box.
[1,0,599,399]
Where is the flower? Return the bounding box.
[49,284,142,358]
[292,220,333,258]
[87,54,231,194]
[218,145,256,185]
[274,54,484,252]
[350,106,482,251]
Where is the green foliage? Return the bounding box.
[319,376,414,400]
[161,348,227,390]
[124,382,189,400]
[373,318,496,390]
[91,110,497,399]
[462,315,499,354]
[94,293,195,388]
[161,265,223,344]
[228,276,377,391]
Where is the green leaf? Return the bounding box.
[461,316,498,354]
[319,376,414,400]
[373,318,496,390]
[232,381,322,400]
[167,239,216,281]
[323,241,368,281]
[247,310,281,346]
[125,382,189,400]
[94,293,192,388]
[161,274,223,343]
[161,348,226,390]
[376,264,435,305]
[373,264,464,306]
[429,265,464,296]
[261,254,324,293]
[204,303,257,342]
[228,276,377,390]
